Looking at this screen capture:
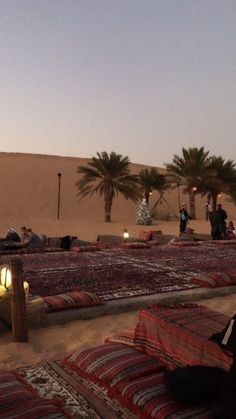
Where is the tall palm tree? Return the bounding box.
[138,167,169,204]
[76,151,141,222]
[199,156,236,210]
[166,147,210,219]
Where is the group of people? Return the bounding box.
[5,226,43,247]
[179,202,236,240]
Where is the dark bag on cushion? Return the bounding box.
[164,365,227,405]
[60,235,71,250]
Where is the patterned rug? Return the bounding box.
[1,243,236,300]
[17,360,136,419]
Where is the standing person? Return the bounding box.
[179,204,191,234]
[204,200,212,221]
[210,204,227,240]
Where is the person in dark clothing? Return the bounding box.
[179,204,191,233]
[210,204,227,240]
[217,204,227,224]
[5,227,21,242]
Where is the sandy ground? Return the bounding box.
[0,294,236,370]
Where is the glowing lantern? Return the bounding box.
[1,266,12,290]
[23,281,29,300]
[123,229,129,242]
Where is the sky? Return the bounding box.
[0,0,236,167]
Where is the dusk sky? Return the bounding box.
[1,0,235,167]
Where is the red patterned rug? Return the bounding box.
[0,243,236,300]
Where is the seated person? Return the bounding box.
[23,228,43,247]
[5,227,21,242]
[21,226,30,241]
[226,221,236,239]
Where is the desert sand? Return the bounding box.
[0,293,236,370]
[0,152,236,371]
[0,152,235,240]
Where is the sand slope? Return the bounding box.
[0,152,235,239]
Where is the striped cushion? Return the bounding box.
[0,370,36,414]
[105,330,135,347]
[63,343,165,388]
[43,291,104,312]
[114,371,221,418]
[211,239,236,245]
[70,245,100,252]
[169,241,199,247]
[191,272,236,288]
[120,242,150,249]
[138,230,153,241]
[134,305,232,371]
[2,399,69,418]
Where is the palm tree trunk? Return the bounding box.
[189,191,196,219]
[212,193,218,211]
[104,192,113,222]
[145,191,150,205]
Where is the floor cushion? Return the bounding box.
[63,343,165,389]
[0,370,36,414]
[113,371,221,419]
[43,291,104,312]
[169,241,199,247]
[104,330,135,347]
[211,239,236,245]
[70,245,101,252]
[191,272,236,288]
[138,230,153,241]
[134,304,233,371]
[120,242,150,249]
[2,399,70,418]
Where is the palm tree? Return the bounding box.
[76,151,141,222]
[166,147,210,219]
[138,167,169,205]
[199,156,236,210]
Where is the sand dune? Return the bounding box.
[0,152,235,239]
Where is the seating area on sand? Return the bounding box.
[0,303,234,418]
[1,239,236,330]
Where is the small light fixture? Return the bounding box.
[218,193,221,198]
[0,265,30,299]
[23,281,29,301]
[123,229,129,242]
[192,186,197,192]
[0,266,12,290]
[149,191,153,196]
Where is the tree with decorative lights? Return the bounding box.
[136,198,152,225]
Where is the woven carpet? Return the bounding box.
[1,243,236,300]
[17,360,136,419]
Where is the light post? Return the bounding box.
[57,173,62,220]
